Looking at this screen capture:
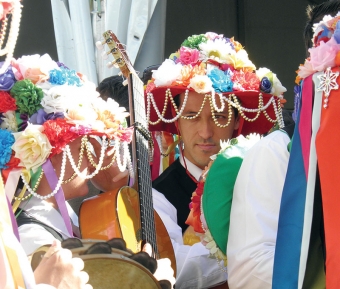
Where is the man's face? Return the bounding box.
[177,91,239,169]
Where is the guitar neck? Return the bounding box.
[128,73,158,256]
[102,30,159,256]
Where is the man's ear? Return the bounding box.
[232,116,244,138]
[233,114,240,130]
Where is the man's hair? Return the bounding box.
[304,0,340,54]
[141,64,161,85]
[97,75,129,110]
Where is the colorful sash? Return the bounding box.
[273,73,324,288]
[315,67,340,288]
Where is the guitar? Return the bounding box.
[79,31,176,275]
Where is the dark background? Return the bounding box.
[10,0,327,109]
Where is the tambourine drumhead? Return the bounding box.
[30,239,161,289]
[82,253,160,289]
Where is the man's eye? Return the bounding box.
[214,114,227,119]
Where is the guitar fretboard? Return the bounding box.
[129,73,158,257]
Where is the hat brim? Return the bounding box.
[145,86,279,136]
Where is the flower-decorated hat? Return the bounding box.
[145,32,286,136]
[186,134,261,266]
[0,54,132,207]
[296,13,340,109]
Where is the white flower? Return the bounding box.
[219,133,261,157]
[256,67,287,97]
[153,59,182,87]
[199,38,234,63]
[256,67,271,79]
[93,97,129,123]
[271,73,287,96]
[312,15,333,39]
[1,110,18,132]
[12,124,52,172]
[189,75,213,93]
[14,54,59,82]
[205,32,224,40]
[40,84,69,114]
[202,229,228,266]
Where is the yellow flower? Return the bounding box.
[12,124,52,172]
[225,49,256,71]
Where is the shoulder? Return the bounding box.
[249,130,290,155]
[153,159,184,185]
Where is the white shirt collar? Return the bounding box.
[179,155,203,181]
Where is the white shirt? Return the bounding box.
[18,197,76,256]
[153,156,228,289]
[227,130,290,289]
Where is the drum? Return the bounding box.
[31,239,162,289]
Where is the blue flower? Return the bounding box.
[260,77,272,93]
[0,129,15,169]
[49,68,67,85]
[208,69,233,93]
[334,22,340,44]
[49,67,82,87]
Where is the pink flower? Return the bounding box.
[297,59,316,79]
[177,46,200,66]
[0,1,15,21]
[205,32,223,40]
[309,37,340,71]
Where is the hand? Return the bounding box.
[34,240,92,289]
[88,137,129,192]
[142,243,176,288]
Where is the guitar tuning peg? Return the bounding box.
[101,51,109,60]
[95,40,105,50]
[106,60,119,69]
[122,79,128,86]
[106,58,124,69]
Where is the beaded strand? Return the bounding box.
[0,0,22,74]
[13,169,44,201]
[147,91,282,128]
[62,135,86,184]
[20,150,67,200]
[65,136,107,179]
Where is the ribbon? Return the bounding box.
[0,173,26,288]
[316,67,340,288]
[42,159,73,236]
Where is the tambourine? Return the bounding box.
[31,238,171,289]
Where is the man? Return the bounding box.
[145,32,286,288]
[0,52,174,288]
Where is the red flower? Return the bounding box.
[231,70,260,91]
[0,91,16,113]
[186,180,205,233]
[43,119,79,157]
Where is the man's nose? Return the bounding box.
[198,118,214,140]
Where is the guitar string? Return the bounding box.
[132,74,158,255]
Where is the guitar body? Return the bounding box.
[79,187,177,275]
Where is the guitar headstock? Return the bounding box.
[99,30,135,79]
